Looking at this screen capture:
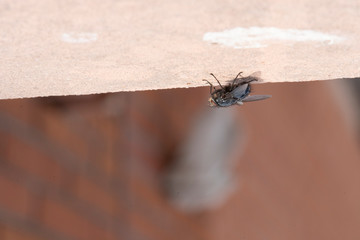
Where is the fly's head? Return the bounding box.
[208,97,218,107]
[208,91,223,107]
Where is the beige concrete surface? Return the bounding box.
[1,0,360,99]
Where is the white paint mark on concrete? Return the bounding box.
[61,32,98,43]
[203,27,345,49]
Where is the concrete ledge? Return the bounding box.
[0,0,359,99]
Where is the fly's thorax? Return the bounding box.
[214,97,238,107]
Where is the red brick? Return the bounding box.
[0,99,89,162]
[130,177,206,240]
[130,212,172,240]
[127,140,161,172]
[74,175,124,217]
[39,109,89,160]
[2,225,45,240]
[3,133,63,187]
[128,107,166,146]
[0,174,29,216]
[42,198,115,240]
[78,116,118,177]
[82,113,115,141]
[0,100,39,126]
[98,145,116,177]
[0,223,4,239]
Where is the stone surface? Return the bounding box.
[1,0,360,99]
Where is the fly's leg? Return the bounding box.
[234,71,243,79]
[231,71,243,88]
[202,79,215,94]
[210,73,225,90]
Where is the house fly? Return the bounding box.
[203,71,271,107]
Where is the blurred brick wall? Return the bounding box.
[205,81,360,240]
[0,89,209,240]
[0,81,360,240]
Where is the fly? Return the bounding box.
[203,71,271,107]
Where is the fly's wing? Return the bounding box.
[227,71,262,85]
[249,71,261,78]
[242,95,271,102]
[248,71,264,83]
[227,83,249,99]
